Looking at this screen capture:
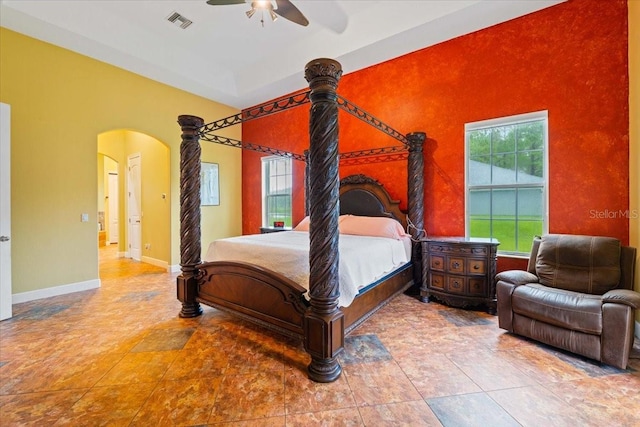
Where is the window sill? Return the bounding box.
[497,252,530,260]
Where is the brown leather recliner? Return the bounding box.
[496,234,638,369]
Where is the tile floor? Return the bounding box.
[1,245,639,426]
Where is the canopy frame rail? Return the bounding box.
[339,145,407,160]
[197,90,409,151]
[336,95,409,146]
[200,91,311,134]
[199,133,306,162]
[199,132,408,163]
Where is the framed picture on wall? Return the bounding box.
[201,162,220,206]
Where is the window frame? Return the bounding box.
[261,155,293,228]
[464,110,549,256]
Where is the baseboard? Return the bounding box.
[169,264,181,273]
[141,255,170,272]
[13,279,101,304]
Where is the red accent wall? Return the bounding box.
[242,0,630,270]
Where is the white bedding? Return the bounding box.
[203,231,411,307]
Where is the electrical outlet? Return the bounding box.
[145,243,151,250]
[81,213,89,222]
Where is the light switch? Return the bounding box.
[81,213,89,222]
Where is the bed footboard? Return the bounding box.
[197,261,309,339]
[197,260,413,340]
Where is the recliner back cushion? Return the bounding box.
[535,234,621,294]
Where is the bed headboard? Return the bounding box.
[339,174,407,230]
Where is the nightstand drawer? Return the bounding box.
[467,259,486,275]
[430,255,445,271]
[446,276,465,294]
[468,278,487,296]
[469,246,489,256]
[448,257,465,274]
[430,273,445,290]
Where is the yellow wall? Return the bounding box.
[200,140,245,258]
[0,28,242,294]
[629,1,639,324]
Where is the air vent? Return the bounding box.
[166,11,193,30]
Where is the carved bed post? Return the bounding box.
[177,115,204,318]
[407,132,426,239]
[303,58,344,382]
[407,131,426,290]
[304,149,310,216]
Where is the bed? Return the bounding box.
[203,217,412,309]
[176,58,426,382]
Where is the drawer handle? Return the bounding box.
[473,265,480,270]
[453,281,461,288]
[434,261,441,266]
[452,262,460,269]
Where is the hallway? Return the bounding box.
[98,243,166,280]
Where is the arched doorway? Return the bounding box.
[97,130,171,274]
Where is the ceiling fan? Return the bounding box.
[206,0,309,27]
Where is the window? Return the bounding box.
[262,156,292,227]
[465,111,548,255]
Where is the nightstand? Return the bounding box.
[420,237,499,314]
[260,227,291,234]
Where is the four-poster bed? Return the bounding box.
[177,58,426,382]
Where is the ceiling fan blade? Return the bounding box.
[274,0,309,26]
[206,0,246,5]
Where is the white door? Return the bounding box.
[0,103,12,320]
[127,154,141,261]
[108,172,119,243]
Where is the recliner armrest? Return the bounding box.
[495,270,539,286]
[602,289,640,309]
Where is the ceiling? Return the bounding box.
[0,0,564,109]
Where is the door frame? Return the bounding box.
[0,103,12,320]
[107,171,119,244]
[127,153,142,261]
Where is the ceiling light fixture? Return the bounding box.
[246,1,278,27]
